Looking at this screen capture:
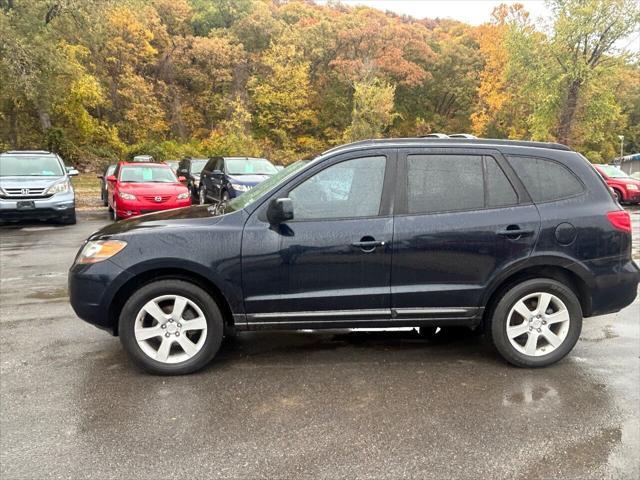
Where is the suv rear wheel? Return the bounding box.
[489,278,582,367]
[119,279,224,375]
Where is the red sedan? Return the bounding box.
[594,164,640,204]
[107,162,192,220]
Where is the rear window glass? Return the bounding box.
[508,156,583,202]
[0,155,64,177]
[407,154,484,214]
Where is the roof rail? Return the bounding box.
[420,133,449,138]
[448,133,477,139]
[3,150,52,154]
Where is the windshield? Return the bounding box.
[223,160,310,213]
[225,158,278,175]
[191,159,207,175]
[119,165,178,183]
[599,165,629,178]
[0,154,64,177]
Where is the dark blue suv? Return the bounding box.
[197,156,278,204]
[69,138,639,374]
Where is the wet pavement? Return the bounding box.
[1,209,639,479]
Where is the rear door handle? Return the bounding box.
[497,226,534,237]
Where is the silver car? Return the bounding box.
[0,150,78,224]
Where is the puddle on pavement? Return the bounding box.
[580,324,620,342]
[27,287,68,300]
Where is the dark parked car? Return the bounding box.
[97,164,116,206]
[177,157,208,201]
[164,160,179,173]
[1,150,78,224]
[69,138,639,375]
[198,156,278,204]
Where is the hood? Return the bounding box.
[118,182,188,195]
[91,205,229,238]
[227,174,271,186]
[0,176,65,189]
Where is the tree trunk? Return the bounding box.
[557,79,581,145]
[7,99,19,147]
[38,109,52,132]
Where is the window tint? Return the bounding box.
[509,156,583,202]
[289,156,386,220]
[407,154,484,214]
[203,159,216,172]
[485,156,518,207]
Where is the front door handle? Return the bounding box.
[351,236,385,252]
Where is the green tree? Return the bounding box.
[344,78,397,141]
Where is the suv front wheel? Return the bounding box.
[489,278,582,367]
[119,279,224,375]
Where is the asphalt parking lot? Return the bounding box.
[1,209,639,479]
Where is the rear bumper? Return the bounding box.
[586,258,640,316]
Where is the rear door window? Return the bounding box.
[485,156,518,207]
[406,154,484,214]
[508,156,583,202]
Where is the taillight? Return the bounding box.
[607,210,631,233]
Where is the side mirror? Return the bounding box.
[267,198,293,224]
[178,176,186,182]
[67,167,79,176]
[106,175,117,182]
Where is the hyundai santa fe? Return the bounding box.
[69,138,639,375]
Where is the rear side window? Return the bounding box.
[508,156,583,202]
[203,159,216,172]
[407,154,484,214]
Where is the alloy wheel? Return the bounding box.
[506,292,570,357]
[134,294,208,364]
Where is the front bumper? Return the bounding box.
[0,191,75,221]
[623,189,640,203]
[69,259,134,333]
[115,198,191,218]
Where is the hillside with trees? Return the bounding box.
[1,0,638,167]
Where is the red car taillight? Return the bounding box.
[607,210,631,233]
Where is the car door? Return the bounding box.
[199,158,216,201]
[390,148,540,321]
[241,150,396,328]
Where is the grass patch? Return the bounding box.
[72,173,104,210]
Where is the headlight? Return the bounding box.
[46,179,71,195]
[231,183,250,192]
[75,240,127,264]
[626,184,638,190]
[177,192,190,199]
[118,191,137,200]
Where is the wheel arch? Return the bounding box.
[481,261,592,329]
[108,267,235,336]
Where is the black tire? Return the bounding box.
[111,201,119,221]
[58,209,77,225]
[612,188,623,203]
[488,278,582,368]
[418,326,438,339]
[119,279,224,375]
